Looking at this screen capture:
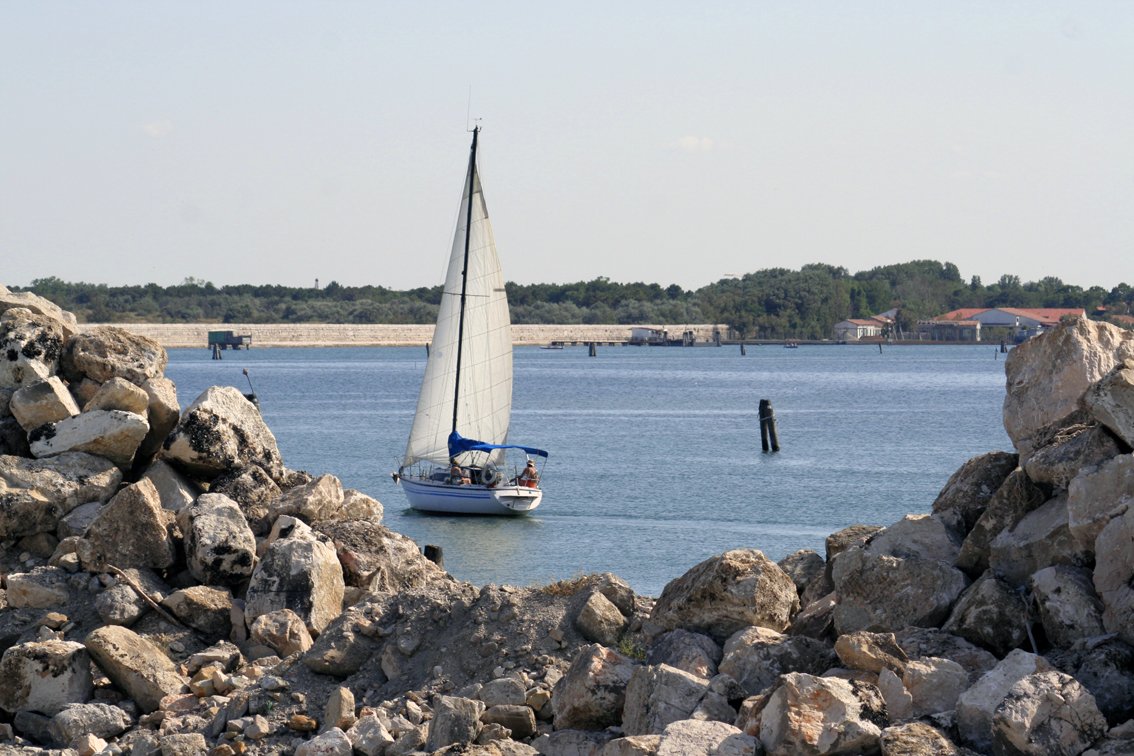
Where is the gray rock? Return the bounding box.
[0,484,60,540]
[83,478,175,570]
[1049,640,1134,727]
[551,644,636,731]
[720,625,835,697]
[0,640,92,716]
[60,326,167,386]
[302,603,380,677]
[162,386,284,483]
[1084,358,1134,447]
[82,377,149,415]
[83,625,186,713]
[178,492,256,586]
[955,649,1053,753]
[1030,566,1106,648]
[992,670,1107,756]
[478,678,527,707]
[208,463,281,535]
[655,719,756,755]
[250,608,315,658]
[576,590,627,647]
[136,376,179,465]
[865,514,962,564]
[878,722,967,756]
[0,451,121,516]
[1067,453,1134,554]
[0,285,78,338]
[956,468,1048,576]
[57,500,102,539]
[777,549,825,596]
[902,656,970,719]
[622,663,710,736]
[1024,423,1121,491]
[29,409,149,468]
[942,572,1030,657]
[988,494,1088,588]
[315,518,447,593]
[481,704,537,740]
[49,702,132,745]
[161,585,232,637]
[647,629,722,680]
[339,488,384,522]
[139,459,200,513]
[5,566,72,608]
[0,308,65,391]
[1093,504,1134,646]
[426,695,484,751]
[9,377,79,431]
[271,472,344,523]
[346,714,396,756]
[894,627,998,685]
[931,451,1019,536]
[650,549,799,644]
[159,732,210,756]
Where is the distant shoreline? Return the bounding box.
[80,323,726,348]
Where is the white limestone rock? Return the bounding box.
[9,377,79,431]
[987,494,1089,588]
[1084,359,1134,448]
[0,640,93,716]
[163,386,284,482]
[29,409,149,468]
[60,326,167,386]
[178,492,256,586]
[1068,453,1134,553]
[551,643,636,731]
[758,672,884,755]
[1092,504,1134,646]
[139,459,200,512]
[83,625,186,713]
[0,307,66,390]
[992,670,1107,756]
[955,649,1054,753]
[83,478,175,571]
[1030,565,1106,648]
[622,663,710,736]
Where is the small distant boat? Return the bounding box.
[540,342,564,350]
[393,127,548,516]
[784,341,799,349]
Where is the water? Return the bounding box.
[165,344,1013,596]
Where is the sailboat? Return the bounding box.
[393,127,548,515]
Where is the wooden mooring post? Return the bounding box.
[588,342,597,357]
[740,343,747,356]
[211,344,222,360]
[759,399,780,452]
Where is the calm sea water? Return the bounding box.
[165,344,1013,596]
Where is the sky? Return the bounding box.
[2,2,1132,293]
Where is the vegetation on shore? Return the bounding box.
[18,260,1134,339]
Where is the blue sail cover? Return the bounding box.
[448,431,549,459]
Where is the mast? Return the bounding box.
[451,126,479,434]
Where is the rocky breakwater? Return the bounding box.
[1,284,1134,756]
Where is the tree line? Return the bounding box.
[18,261,1134,340]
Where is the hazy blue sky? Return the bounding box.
[2,2,1131,292]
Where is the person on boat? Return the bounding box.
[517,459,539,487]
[449,458,470,485]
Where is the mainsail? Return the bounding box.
[403,141,512,468]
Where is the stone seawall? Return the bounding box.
[78,323,726,348]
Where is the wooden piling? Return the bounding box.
[759,399,780,452]
[211,344,222,360]
[740,344,747,356]
[588,342,597,357]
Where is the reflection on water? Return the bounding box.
[166,344,1012,596]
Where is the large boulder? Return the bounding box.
[575,590,627,647]
[988,494,1089,587]
[0,484,59,539]
[894,627,998,685]
[551,644,636,730]
[1067,453,1134,554]
[930,451,1019,536]
[956,468,1049,576]
[1003,318,1134,459]
[878,722,967,756]
[777,549,825,596]
[163,386,284,483]
[0,285,78,338]
[758,672,885,755]
[49,703,133,746]
[83,478,175,570]
[899,656,970,719]
[315,519,446,593]
[719,626,835,697]
[955,649,1053,753]
[831,548,969,635]
[863,514,962,564]
[1029,566,1106,648]
[82,377,149,415]
[0,452,121,515]
[139,459,200,512]
[833,630,909,675]
[653,719,756,755]
[249,608,315,657]
[83,625,186,713]
[9,376,80,431]
[60,326,167,386]
[0,640,93,716]
[1023,423,1121,490]
[647,629,722,680]
[208,463,281,535]
[178,492,256,586]
[271,473,344,523]
[942,572,1030,657]
[0,307,66,390]
[621,663,710,736]
[136,376,179,465]
[1093,504,1134,646]
[649,549,798,643]
[1084,359,1134,447]
[991,670,1107,756]
[29,409,149,467]
[244,516,344,636]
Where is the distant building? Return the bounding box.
[919,307,1085,342]
[832,316,893,342]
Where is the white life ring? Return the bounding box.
[482,466,500,487]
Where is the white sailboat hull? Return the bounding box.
[401,478,543,515]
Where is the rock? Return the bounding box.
[482,704,537,739]
[250,608,315,657]
[301,603,381,677]
[649,549,798,643]
[60,326,167,386]
[777,549,825,596]
[324,686,356,731]
[339,488,384,522]
[83,478,175,570]
[1093,504,1134,646]
[244,516,344,636]
[93,567,168,627]
[955,649,1053,753]
[163,386,284,483]
[621,663,710,736]
[49,702,132,745]
[988,494,1088,587]
[942,572,1030,657]
[271,473,344,523]
[427,695,484,751]
[758,672,885,755]
[831,548,969,635]
[1084,359,1134,447]
[719,626,835,697]
[576,590,627,647]
[1049,640,1134,727]
[5,566,71,608]
[346,714,396,756]
[1003,319,1134,455]
[57,500,102,538]
[0,414,30,456]
[0,308,65,390]
[0,285,78,338]
[136,376,179,465]
[877,666,913,722]
[208,463,281,535]
[1029,566,1106,648]
[1024,423,1121,491]
[9,377,79,431]
[161,585,232,637]
[533,729,615,755]
[0,640,92,715]
[315,518,446,593]
[478,678,527,707]
[878,722,967,756]
[178,492,256,586]
[84,625,186,714]
[864,514,962,564]
[0,451,121,517]
[931,451,1019,535]
[787,591,836,640]
[82,377,149,415]
[902,656,970,718]
[956,468,1049,576]
[992,670,1107,756]
[833,630,909,675]
[654,719,756,755]
[0,484,59,540]
[295,727,352,755]
[29,409,149,467]
[894,627,998,684]
[139,459,201,513]
[1068,454,1134,554]
[160,732,209,755]
[551,644,636,730]
[647,629,722,680]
